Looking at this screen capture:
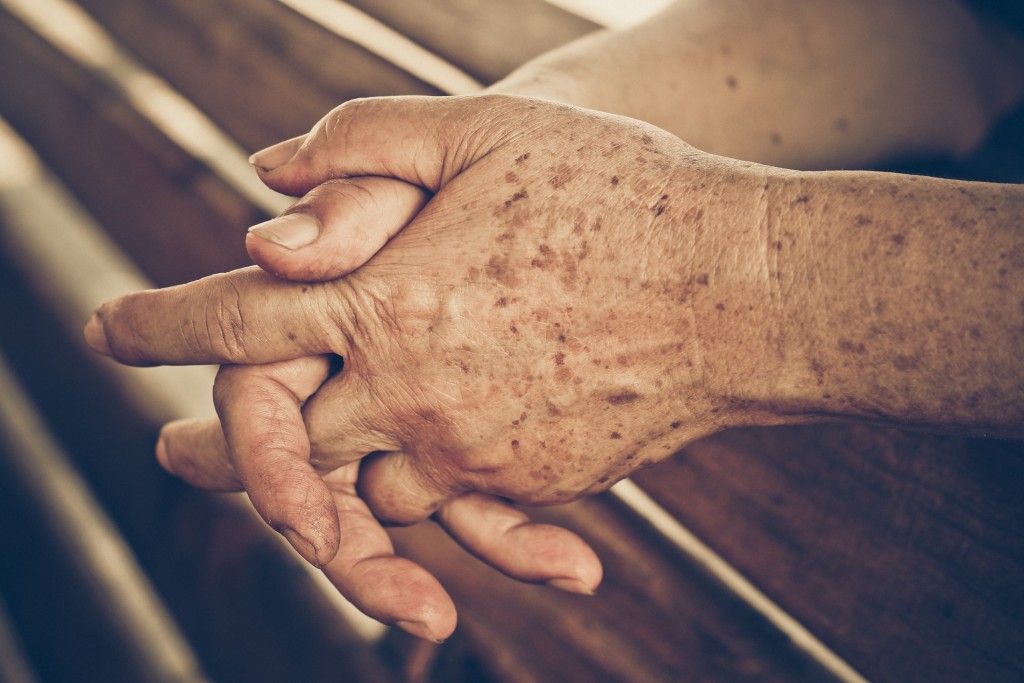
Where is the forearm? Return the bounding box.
[763,171,1024,435]
[490,0,1024,170]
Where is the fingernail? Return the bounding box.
[245,214,317,250]
[546,577,596,596]
[282,528,321,568]
[83,313,112,356]
[249,136,303,172]
[395,620,445,644]
[248,213,320,250]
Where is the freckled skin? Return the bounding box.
[292,96,781,507]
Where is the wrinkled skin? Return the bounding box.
[87,95,779,637]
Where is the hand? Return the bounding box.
[86,94,779,631]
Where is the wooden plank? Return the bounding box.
[631,425,1024,683]
[0,354,208,683]
[0,120,397,681]
[70,0,442,150]
[0,7,257,286]
[0,225,398,683]
[344,0,600,85]
[390,498,841,683]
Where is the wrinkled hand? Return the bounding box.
[86,94,775,638]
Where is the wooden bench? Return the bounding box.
[0,1,1021,681]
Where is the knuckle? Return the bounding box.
[197,276,250,363]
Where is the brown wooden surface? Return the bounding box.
[392,499,837,683]
[632,426,1024,683]
[0,248,398,683]
[344,0,600,84]
[0,7,255,286]
[72,0,442,151]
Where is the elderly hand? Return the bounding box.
[86,94,781,637]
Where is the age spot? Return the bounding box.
[838,339,866,354]
[610,432,622,439]
[608,392,640,405]
[504,189,528,208]
[652,194,670,216]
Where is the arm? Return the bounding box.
[762,170,1024,433]
[490,0,1024,169]
[90,95,1024,516]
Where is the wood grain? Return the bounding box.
[72,0,442,150]
[0,8,255,286]
[344,0,599,84]
[632,426,1024,683]
[390,497,839,683]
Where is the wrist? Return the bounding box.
[654,157,803,435]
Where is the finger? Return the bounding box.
[84,266,351,366]
[357,450,459,526]
[246,177,430,282]
[156,417,240,491]
[321,463,457,642]
[435,493,602,596]
[302,369,403,472]
[213,357,339,567]
[248,95,520,196]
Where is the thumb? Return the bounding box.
[248,94,523,196]
[246,177,429,282]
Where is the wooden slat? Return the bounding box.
[71,0,443,150]
[0,227,398,683]
[0,122,397,682]
[0,354,209,683]
[632,425,1024,683]
[0,6,256,286]
[390,498,840,683]
[343,0,599,85]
